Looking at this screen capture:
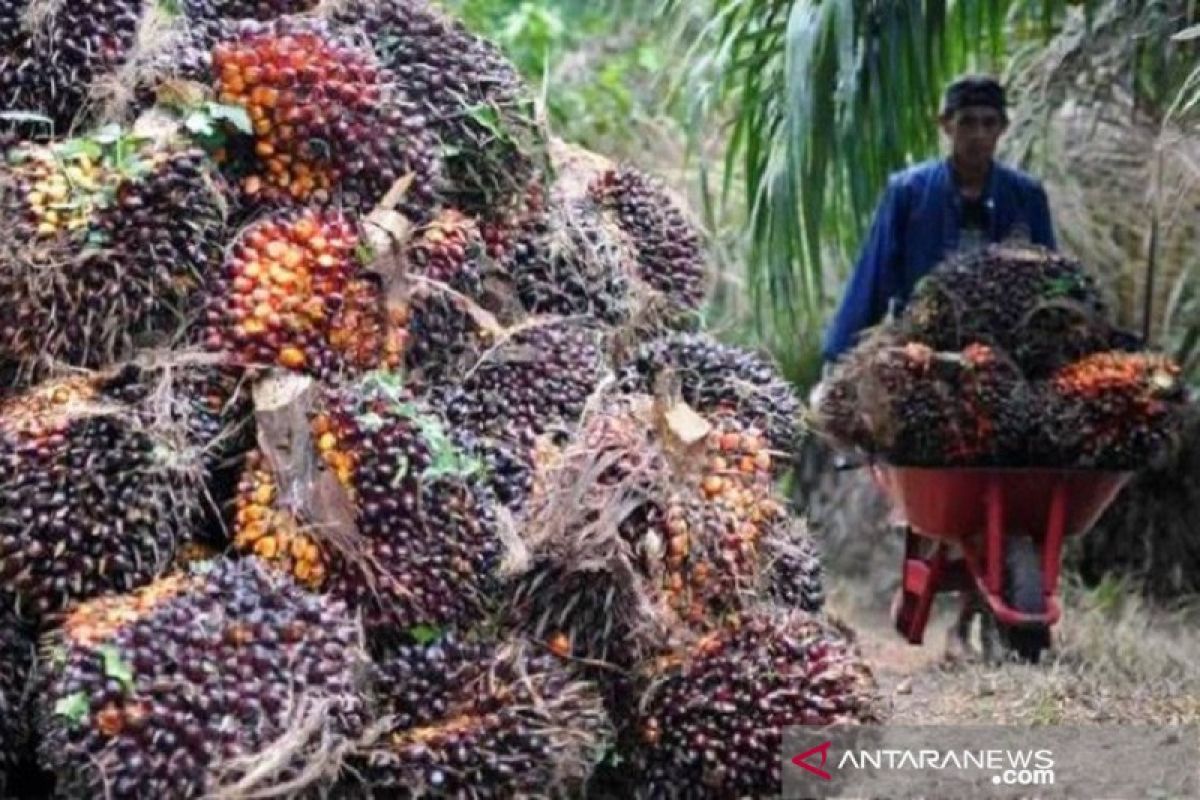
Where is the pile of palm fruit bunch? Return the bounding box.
[0,1,881,796]
[815,244,1192,469]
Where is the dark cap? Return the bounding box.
[941,75,1007,117]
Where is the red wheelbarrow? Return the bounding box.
[870,465,1132,662]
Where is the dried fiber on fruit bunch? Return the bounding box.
[209,17,440,217]
[505,396,675,668]
[37,558,370,800]
[1076,404,1200,599]
[0,130,224,376]
[433,319,609,450]
[816,340,1030,466]
[339,636,611,798]
[397,209,506,386]
[0,374,207,622]
[589,166,708,314]
[234,373,505,649]
[506,195,637,325]
[0,608,34,794]
[0,0,145,136]
[203,208,405,378]
[900,245,1111,377]
[625,610,881,799]
[329,0,546,224]
[617,332,801,457]
[1038,352,1187,469]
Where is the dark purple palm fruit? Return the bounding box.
[329,0,547,224]
[36,558,370,799]
[341,636,610,798]
[617,332,801,457]
[0,375,207,622]
[625,610,882,797]
[0,133,225,376]
[0,607,33,795]
[760,518,825,613]
[589,166,708,313]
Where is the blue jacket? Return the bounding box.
[821,158,1056,362]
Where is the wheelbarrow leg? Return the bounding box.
[893,528,950,645]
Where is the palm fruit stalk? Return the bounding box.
[1038,351,1186,468]
[37,558,370,799]
[899,244,1112,377]
[203,208,403,378]
[329,0,545,224]
[623,610,881,798]
[0,608,33,795]
[617,332,801,457]
[210,17,440,217]
[234,373,503,649]
[340,636,611,799]
[506,195,636,325]
[0,1,145,136]
[0,131,225,377]
[588,166,707,314]
[0,374,207,621]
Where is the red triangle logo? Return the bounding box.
[791,740,833,781]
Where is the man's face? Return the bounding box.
[939,105,1007,169]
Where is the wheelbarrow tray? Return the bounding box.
[871,465,1132,543]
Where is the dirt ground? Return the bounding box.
[829,581,1200,726]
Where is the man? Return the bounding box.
[821,75,1056,363]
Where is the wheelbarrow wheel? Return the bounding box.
[999,535,1051,663]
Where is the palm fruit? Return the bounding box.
[434,320,609,451]
[617,333,801,456]
[234,375,504,648]
[342,636,610,798]
[626,610,881,798]
[184,0,319,22]
[331,0,545,222]
[210,17,440,217]
[589,167,707,312]
[37,558,370,799]
[1039,352,1186,468]
[0,132,224,375]
[900,245,1111,377]
[0,374,206,621]
[506,196,636,324]
[398,209,500,384]
[0,1,144,136]
[203,208,403,378]
[761,519,825,613]
[0,608,33,794]
[817,341,1029,466]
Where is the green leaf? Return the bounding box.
[355,241,376,266]
[53,692,89,725]
[184,111,216,137]
[56,139,104,162]
[408,624,442,645]
[206,102,253,135]
[99,645,135,691]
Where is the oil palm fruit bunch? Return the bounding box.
[761,519,825,613]
[1040,352,1186,468]
[589,167,707,314]
[625,610,881,798]
[0,374,206,621]
[900,245,1109,377]
[202,208,404,378]
[234,374,504,647]
[341,636,611,798]
[0,1,144,135]
[330,0,545,224]
[184,0,320,23]
[434,320,609,450]
[0,131,224,375]
[210,17,440,216]
[506,196,636,325]
[0,608,33,794]
[617,333,800,457]
[398,209,499,385]
[37,558,370,799]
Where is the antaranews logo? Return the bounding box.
[791,741,833,781]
